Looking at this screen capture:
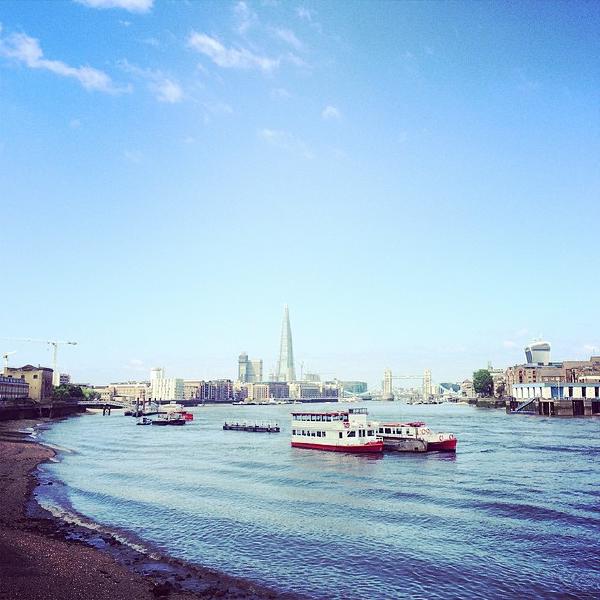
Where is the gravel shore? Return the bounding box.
[0,419,297,600]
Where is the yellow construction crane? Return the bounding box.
[0,338,78,386]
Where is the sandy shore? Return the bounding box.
[0,419,298,600]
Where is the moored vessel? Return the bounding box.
[291,407,383,453]
[376,421,457,452]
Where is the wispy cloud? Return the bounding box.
[233,1,258,35]
[258,128,313,159]
[188,32,279,72]
[0,29,128,94]
[296,6,314,22]
[75,0,153,13]
[270,27,303,51]
[119,60,183,103]
[321,105,341,120]
[123,149,143,164]
[271,87,291,99]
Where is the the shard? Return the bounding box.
[276,305,296,382]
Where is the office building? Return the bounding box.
[199,380,234,403]
[0,375,29,401]
[3,365,54,402]
[238,353,263,383]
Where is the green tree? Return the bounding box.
[473,369,493,397]
[52,384,85,401]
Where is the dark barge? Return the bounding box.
[223,422,280,433]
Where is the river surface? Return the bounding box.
[36,403,600,599]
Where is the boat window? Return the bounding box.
[347,431,356,438]
[326,416,332,421]
[317,431,322,437]
[339,432,343,439]
[378,428,383,433]
[322,431,326,437]
[316,415,321,421]
[384,428,391,434]
[292,429,296,435]
[311,431,316,436]
[367,430,374,436]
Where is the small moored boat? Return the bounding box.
[376,421,457,452]
[223,422,280,433]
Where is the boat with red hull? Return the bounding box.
[291,408,383,453]
[376,421,457,453]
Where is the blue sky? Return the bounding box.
[0,0,598,387]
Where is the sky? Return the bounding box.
[0,0,599,387]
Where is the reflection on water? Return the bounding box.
[37,403,600,599]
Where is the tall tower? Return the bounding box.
[382,369,394,401]
[276,305,296,382]
[423,369,432,401]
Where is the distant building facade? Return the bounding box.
[0,375,29,401]
[238,353,263,383]
[340,381,368,395]
[59,373,71,385]
[199,380,234,403]
[3,365,53,402]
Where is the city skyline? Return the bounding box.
[1,1,598,385]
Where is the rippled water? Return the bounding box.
[37,403,600,599]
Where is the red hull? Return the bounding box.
[291,441,384,453]
[426,438,457,452]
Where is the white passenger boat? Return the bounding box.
[291,407,383,453]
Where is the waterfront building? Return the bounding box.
[238,353,263,383]
[3,365,53,402]
[199,379,234,403]
[151,377,184,401]
[461,379,476,399]
[340,381,368,395]
[423,369,432,401]
[505,345,600,397]
[382,369,393,401]
[288,381,340,401]
[511,381,600,416]
[108,381,151,403]
[276,305,296,382]
[183,380,201,401]
[0,375,29,401]
[486,362,507,397]
[245,381,289,402]
[304,372,321,383]
[59,373,71,385]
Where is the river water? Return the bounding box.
[36,403,600,599]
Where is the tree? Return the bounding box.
[473,369,493,397]
[494,381,506,398]
[52,384,85,401]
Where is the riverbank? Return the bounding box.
[0,418,297,600]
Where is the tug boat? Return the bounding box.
[376,421,457,452]
[291,407,383,453]
[151,403,193,426]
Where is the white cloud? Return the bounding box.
[152,78,183,103]
[0,30,126,94]
[119,60,183,103]
[258,128,313,159]
[75,0,153,13]
[271,87,291,99]
[188,32,279,72]
[233,1,258,35]
[271,27,303,50]
[321,105,341,120]
[296,6,314,21]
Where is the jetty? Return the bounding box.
[223,422,280,433]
